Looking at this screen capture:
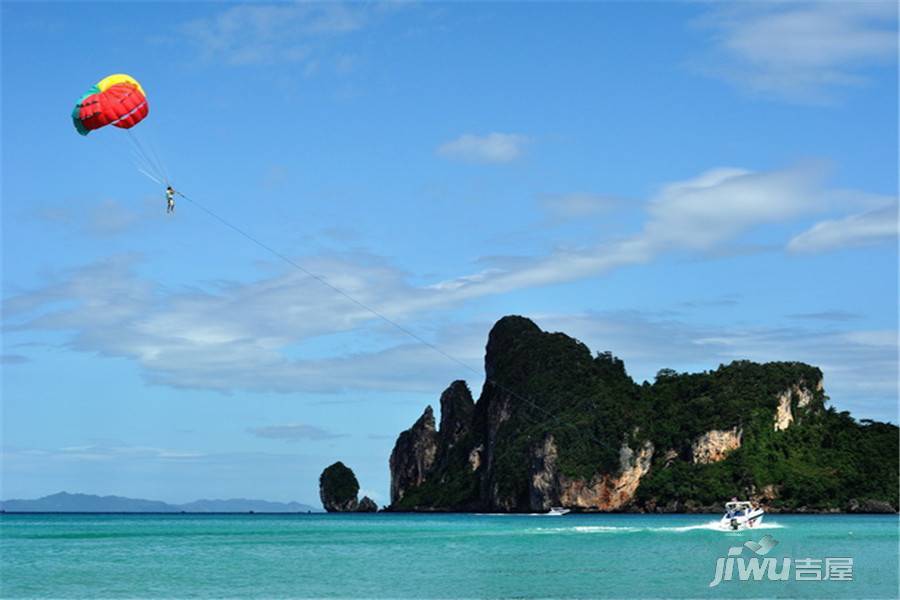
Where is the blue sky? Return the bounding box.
[2,1,897,507]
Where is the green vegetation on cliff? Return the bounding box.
[476,317,645,507]
[390,316,898,512]
[637,361,896,511]
[319,462,360,512]
[645,360,824,450]
[637,406,899,510]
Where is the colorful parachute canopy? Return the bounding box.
[72,74,149,136]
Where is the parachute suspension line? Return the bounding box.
[137,167,164,185]
[175,190,617,455]
[123,134,164,187]
[154,146,170,185]
[124,134,156,180]
[126,129,168,186]
[126,132,162,183]
[140,135,167,185]
[174,189,471,372]
[142,133,170,185]
[130,130,166,184]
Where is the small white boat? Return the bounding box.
[547,506,570,516]
[720,500,764,531]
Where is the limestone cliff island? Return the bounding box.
[319,461,377,512]
[384,316,898,513]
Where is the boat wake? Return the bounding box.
[653,520,785,533]
[531,521,785,535]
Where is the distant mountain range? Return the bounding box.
[0,491,321,513]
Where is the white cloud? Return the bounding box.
[35,199,158,238]
[0,354,29,365]
[248,424,346,441]
[436,163,838,298]
[788,203,898,253]
[534,311,898,422]
[358,488,383,503]
[643,164,826,250]
[18,443,207,463]
[695,2,898,102]
[5,165,890,396]
[179,2,389,67]
[539,193,623,219]
[787,310,861,322]
[2,254,482,394]
[437,133,530,164]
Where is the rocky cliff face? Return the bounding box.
[319,462,360,512]
[436,381,474,469]
[319,462,381,512]
[357,496,378,512]
[526,436,654,511]
[557,441,655,511]
[691,427,742,464]
[389,406,438,504]
[387,316,898,513]
[389,316,655,512]
[528,434,560,511]
[774,382,819,431]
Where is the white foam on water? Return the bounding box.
[475,513,547,517]
[530,526,641,534]
[646,520,786,533]
[743,521,784,530]
[528,520,785,535]
[572,525,642,533]
[650,521,725,532]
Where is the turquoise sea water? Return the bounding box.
[1,513,896,598]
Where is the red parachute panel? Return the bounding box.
[77,83,149,133]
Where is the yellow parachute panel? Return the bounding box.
[96,74,145,96]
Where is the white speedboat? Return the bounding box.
[547,506,571,516]
[720,501,764,530]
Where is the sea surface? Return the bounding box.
[1,513,896,598]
